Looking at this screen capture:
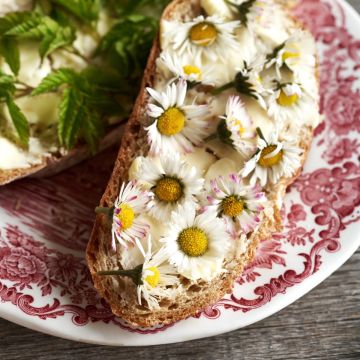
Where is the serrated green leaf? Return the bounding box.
[58,87,80,148]
[82,110,104,153]
[38,26,75,60]
[4,14,75,60]
[5,14,43,38]
[0,70,15,87]
[106,0,170,16]
[51,0,100,22]
[0,38,20,75]
[0,12,37,35]
[97,15,157,78]
[0,71,16,99]
[32,68,77,96]
[81,66,128,92]
[6,96,30,145]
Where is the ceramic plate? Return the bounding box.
[0,0,359,346]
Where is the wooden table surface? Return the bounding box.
[1,1,360,359]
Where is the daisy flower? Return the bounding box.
[159,50,218,86]
[98,235,179,310]
[266,30,316,79]
[146,79,210,155]
[266,82,315,125]
[166,15,241,63]
[204,173,266,234]
[242,127,303,187]
[218,95,256,157]
[161,206,230,281]
[135,237,179,310]
[137,154,204,221]
[107,181,151,249]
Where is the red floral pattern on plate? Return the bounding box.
[0,0,359,336]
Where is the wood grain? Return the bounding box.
[0,1,360,358]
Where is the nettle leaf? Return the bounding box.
[58,87,83,148]
[5,96,30,145]
[51,0,101,22]
[106,0,170,16]
[0,12,37,35]
[31,68,77,96]
[82,110,104,152]
[0,71,16,91]
[97,15,157,77]
[4,14,75,60]
[0,72,29,145]
[58,86,105,151]
[0,38,20,75]
[39,26,75,60]
[5,13,43,38]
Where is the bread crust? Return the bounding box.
[86,0,317,327]
[0,125,124,186]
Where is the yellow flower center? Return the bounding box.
[222,196,244,217]
[258,145,283,168]
[232,118,245,135]
[277,90,299,107]
[145,266,160,288]
[157,107,186,136]
[154,177,183,202]
[189,22,218,47]
[183,65,202,79]
[282,51,299,61]
[178,227,208,257]
[117,204,135,230]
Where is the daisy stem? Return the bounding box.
[205,133,218,142]
[256,127,267,143]
[212,82,234,96]
[97,264,144,285]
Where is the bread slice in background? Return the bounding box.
[0,126,124,186]
[86,0,317,327]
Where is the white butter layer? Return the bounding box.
[0,93,61,170]
[0,137,55,170]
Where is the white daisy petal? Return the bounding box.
[111,181,151,248]
[242,128,303,187]
[161,206,230,281]
[202,173,265,235]
[135,154,204,221]
[146,80,211,155]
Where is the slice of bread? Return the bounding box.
[0,125,124,186]
[86,0,317,327]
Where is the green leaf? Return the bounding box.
[51,0,101,22]
[5,13,43,38]
[58,87,83,148]
[0,38,20,75]
[82,110,104,153]
[31,68,77,96]
[97,15,157,77]
[5,96,30,145]
[106,0,170,16]
[38,26,75,60]
[4,14,75,60]
[0,71,16,99]
[0,12,37,35]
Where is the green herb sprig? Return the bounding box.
[0,71,29,145]
[0,0,170,149]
